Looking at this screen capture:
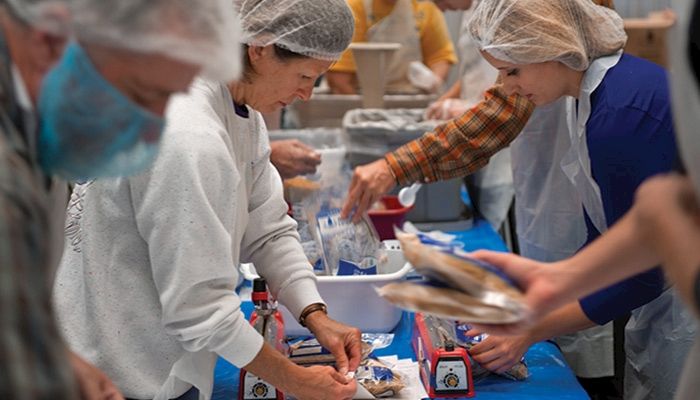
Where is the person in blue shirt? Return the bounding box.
[462,1,696,399]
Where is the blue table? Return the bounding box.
[213,219,590,399]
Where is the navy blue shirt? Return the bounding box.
[577,54,677,325]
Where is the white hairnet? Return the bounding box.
[237,0,355,61]
[468,0,627,71]
[3,0,69,33]
[4,0,242,82]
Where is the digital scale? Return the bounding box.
[412,313,475,398]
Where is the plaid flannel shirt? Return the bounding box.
[385,86,535,185]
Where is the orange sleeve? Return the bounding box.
[329,0,368,73]
[419,3,458,67]
[385,87,535,184]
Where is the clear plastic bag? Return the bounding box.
[287,333,395,366]
[301,169,386,276]
[407,61,443,94]
[355,358,406,398]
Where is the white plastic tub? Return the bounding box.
[280,243,411,335]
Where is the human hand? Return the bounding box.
[270,139,321,179]
[467,250,574,335]
[69,351,124,400]
[341,159,397,222]
[466,331,532,374]
[286,365,357,400]
[424,99,470,120]
[305,312,363,375]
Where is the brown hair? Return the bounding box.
[240,44,309,82]
[592,0,615,9]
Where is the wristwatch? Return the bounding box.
[298,303,328,327]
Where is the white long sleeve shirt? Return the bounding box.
[54,79,323,399]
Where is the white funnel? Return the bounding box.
[349,42,401,108]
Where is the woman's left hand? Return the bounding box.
[305,312,363,375]
[270,139,321,179]
[466,330,532,374]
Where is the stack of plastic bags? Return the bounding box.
[377,227,527,324]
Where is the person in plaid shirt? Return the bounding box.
[341,0,615,220]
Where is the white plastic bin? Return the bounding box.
[279,243,411,335]
[342,109,439,167]
[287,93,437,128]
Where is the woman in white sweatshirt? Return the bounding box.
[53,1,360,399]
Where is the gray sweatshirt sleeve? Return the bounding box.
[240,112,324,319]
[128,89,263,368]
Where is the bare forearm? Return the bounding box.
[437,80,462,102]
[526,302,596,344]
[651,208,700,316]
[428,60,451,82]
[243,343,302,394]
[326,71,356,94]
[555,211,661,303]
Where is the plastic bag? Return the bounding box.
[355,358,405,398]
[301,169,386,276]
[287,333,394,366]
[377,228,527,324]
[408,61,443,94]
[277,129,353,274]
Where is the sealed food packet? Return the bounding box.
[377,229,528,324]
[355,358,405,398]
[287,333,394,366]
[287,334,405,398]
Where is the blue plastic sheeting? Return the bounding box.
[212,220,588,399]
[213,310,588,399]
[448,218,509,253]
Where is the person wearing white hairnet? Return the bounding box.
[53,1,361,400]
[452,1,695,399]
[466,1,700,399]
[0,0,240,399]
[425,0,515,231]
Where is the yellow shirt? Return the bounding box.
[330,0,458,73]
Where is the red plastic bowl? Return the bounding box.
[368,195,414,240]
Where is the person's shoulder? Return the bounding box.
[613,53,667,80]
[597,53,670,114]
[158,79,234,157]
[346,0,366,16]
[166,79,230,127]
[415,0,441,16]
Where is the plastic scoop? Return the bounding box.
[398,183,422,207]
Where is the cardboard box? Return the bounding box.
[623,11,675,68]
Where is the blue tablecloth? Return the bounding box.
[213,220,589,399]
